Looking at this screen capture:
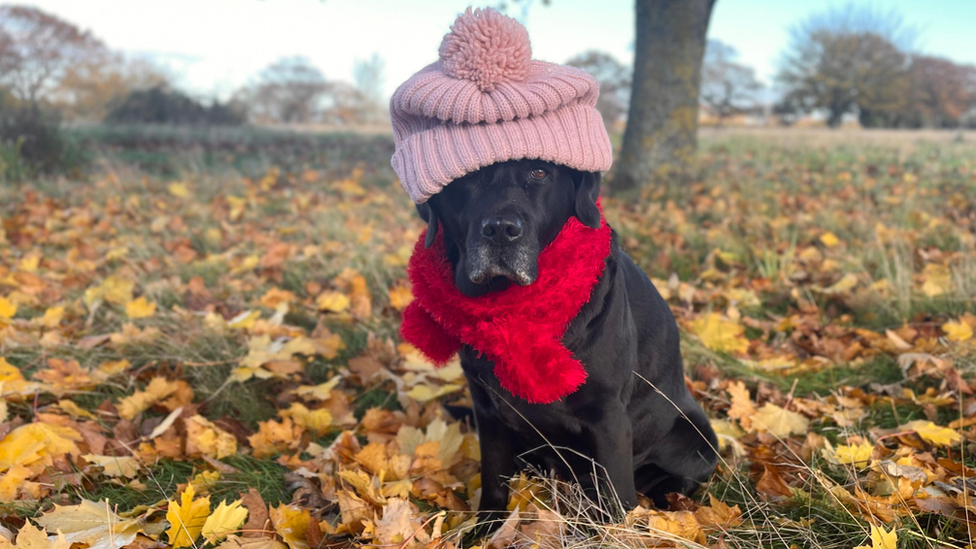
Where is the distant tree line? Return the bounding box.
[1,2,974,138]
[0,5,387,128]
[556,4,976,131]
[775,4,976,128]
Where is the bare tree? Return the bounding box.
[0,5,109,105]
[352,53,387,124]
[700,40,762,127]
[612,0,717,196]
[776,3,912,128]
[566,51,631,131]
[243,56,329,124]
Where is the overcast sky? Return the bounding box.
[19,0,976,99]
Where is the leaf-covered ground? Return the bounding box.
[1,136,975,549]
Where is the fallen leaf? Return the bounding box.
[687,313,749,354]
[82,454,141,478]
[829,442,874,468]
[270,504,310,549]
[0,522,69,549]
[125,297,157,319]
[902,420,960,447]
[0,422,82,472]
[0,296,16,319]
[185,415,238,459]
[942,319,973,342]
[751,403,809,438]
[853,524,897,549]
[316,291,350,313]
[35,499,144,549]
[820,232,840,247]
[166,484,211,548]
[202,500,249,544]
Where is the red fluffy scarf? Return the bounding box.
[400,213,612,404]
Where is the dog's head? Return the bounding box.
[417,160,601,297]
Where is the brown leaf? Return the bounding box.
[756,465,792,499]
[240,488,272,538]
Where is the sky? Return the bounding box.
[19,0,976,100]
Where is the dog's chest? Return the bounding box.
[458,346,584,436]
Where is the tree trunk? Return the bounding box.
[610,0,717,196]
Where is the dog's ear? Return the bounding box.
[574,171,602,229]
[415,202,439,248]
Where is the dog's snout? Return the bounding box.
[480,216,523,243]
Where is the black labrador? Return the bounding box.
[417,159,717,519]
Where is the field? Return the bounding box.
[1,127,976,549]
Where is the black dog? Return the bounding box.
[417,159,717,517]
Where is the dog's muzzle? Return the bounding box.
[466,214,538,286]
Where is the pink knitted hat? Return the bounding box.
[390,7,613,204]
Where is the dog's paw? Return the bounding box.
[462,510,509,544]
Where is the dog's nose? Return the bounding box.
[481,216,523,243]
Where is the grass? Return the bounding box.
[1,127,975,547]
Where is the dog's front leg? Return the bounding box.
[584,406,638,511]
[468,379,518,516]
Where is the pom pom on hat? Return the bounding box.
[438,7,531,92]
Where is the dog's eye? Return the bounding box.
[529,169,547,181]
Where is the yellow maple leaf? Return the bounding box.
[0,464,35,502]
[942,319,973,342]
[280,403,332,436]
[82,454,141,477]
[726,380,756,430]
[57,399,96,420]
[628,508,705,545]
[84,275,135,307]
[185,415,238,459]
[830,441,874,467]
[36,306,65,329]
[407,382,464,403]
[317,291,350,313]
[820,273,859,294]
[168,182,190,197]
[102,275,136,305]
[853,524,897,549]
[166,484,211,549]
[125,297,157,319]
[270,504,311,549]
[189,470,221,494]
[920,263,953,297]
[0,296,16,319]
[388,284,413,311]
[688,313,749,354]
[0,422,82,472]
[92,359,131,383]
[819,232,840,248]
[18,253,40,273]
[902,420,961,447]
[227,196,247,221]
[0,521,69,549]
[248,417,302,458]
[293,376,343,401]
[0,357,25,383]
[202,500,249,544]
[751,403,809,438]
[259,287,296,309]
[117,377,192,420]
